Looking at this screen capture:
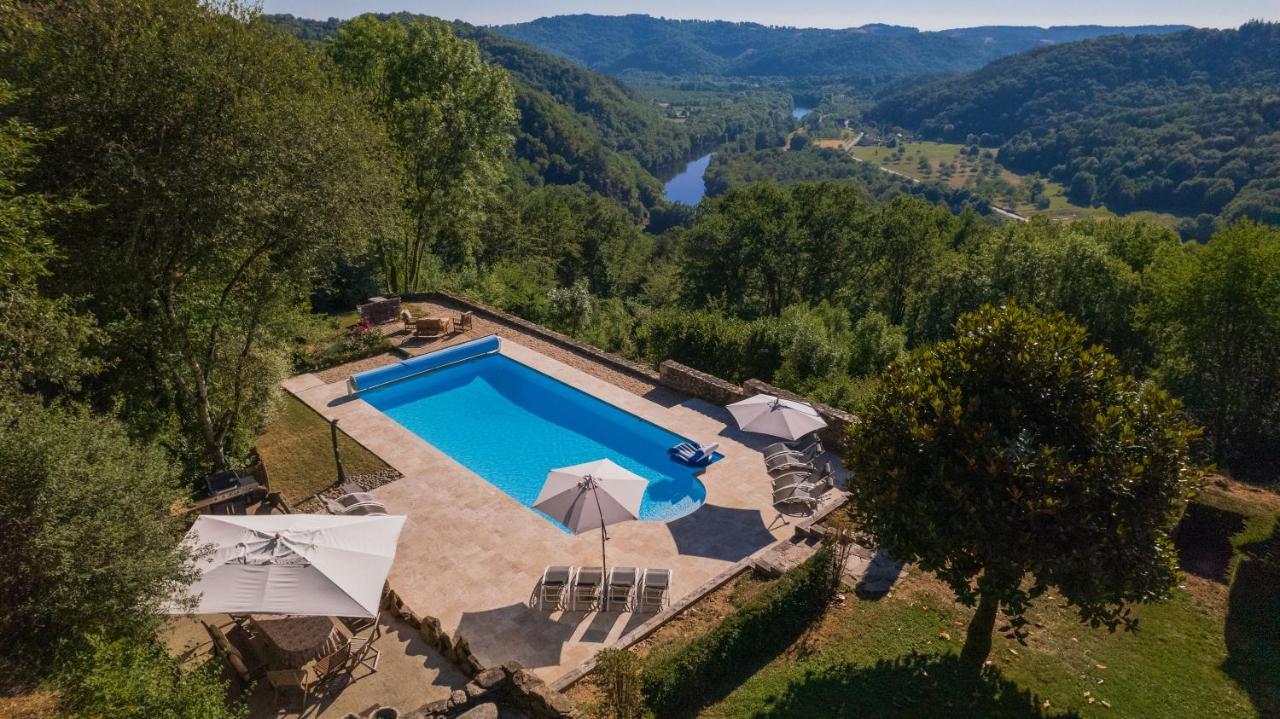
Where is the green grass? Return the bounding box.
[256,393,391,505]
[290,310,392,373]
[685,483,1279,718]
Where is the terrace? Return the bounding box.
[282,298,849,688]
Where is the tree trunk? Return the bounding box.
[959,592,998,673]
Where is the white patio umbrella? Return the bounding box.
[534,459,648,570]
[726,393,827,441]
[170,514,406,618]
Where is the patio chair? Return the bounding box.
[457,310,474,332]
[266,669,308,711]
[400,309,417,333]
[348,634,382,677]
[311,640,353,691]
[340,610,382,643]
[536,565,573,611]
[638,568,672,613]
[762,438,823,463]
[202,620,262,685]
[765,442,824,474]
[571,566,605,611]
[607,566,639,611]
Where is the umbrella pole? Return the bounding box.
[590,478,608,572]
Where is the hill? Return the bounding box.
[868,22,1280,229]
[495,15,1186,84]
[269,14,789,216]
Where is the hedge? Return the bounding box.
[640,547,836,716]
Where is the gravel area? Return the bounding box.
[318,297,687,405]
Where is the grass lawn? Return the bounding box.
[256,393,392,506]
[849,141,1186,227]
[598,479,1277,719]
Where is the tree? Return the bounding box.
[680,183,802,317]
[845,304,1198,671]
[0,80,99,393]
[328,14,516,291]
[4,0,403,470]
[1144,221,1280,475]
[0,396,195,663]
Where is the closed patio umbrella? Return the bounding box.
[534,459,648,570]
[726,393,827,441]
[170,514,406,618]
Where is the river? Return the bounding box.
[793,106,812,119]
[663,152,714,205]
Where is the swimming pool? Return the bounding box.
[361,353,711,527]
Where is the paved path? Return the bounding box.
[283,338,848,684]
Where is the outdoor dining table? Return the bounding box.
[251,614,342,667]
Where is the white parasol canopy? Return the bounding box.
[726,394,827,441]
[534,459,648,569]
[171,514,406,619]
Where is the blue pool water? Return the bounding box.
[362,354,711,528]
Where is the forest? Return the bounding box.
[869,22,1280,233]
[0,3,1278,717]
[272,13,794,220]
[495,15,1185,85]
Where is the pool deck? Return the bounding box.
[283,338,845,683]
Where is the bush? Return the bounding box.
[635,309,751,381]
[592,648,645,719]
[60,635,241,719]
[640,547,836,716]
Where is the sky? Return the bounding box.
[260,0,1277,30]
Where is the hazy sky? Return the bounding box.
[260,0,1276,30]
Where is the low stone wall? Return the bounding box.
[413,290,661,385]
[658,360,748,406]
[382,589,577,719]
[743,378,858,450]
[656,361,857,451]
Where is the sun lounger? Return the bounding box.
[763,438,822,462]
[536,565,573,611]
[772,462,834,494]
[321,492,388,516]
[766,442,824,474]
[638,568,671,613]
[607,566,639,611]
[572,566,604,611]
[772,483,820,511]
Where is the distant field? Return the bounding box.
[849,140,1165,223]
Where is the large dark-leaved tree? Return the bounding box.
[845,304,1198,670]
[3,0,404,470]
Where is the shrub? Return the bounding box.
[635,309,751,381]
[59,635,241,719]
[640,547,836,716]
[592,648,645,719]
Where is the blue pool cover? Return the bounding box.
[348,335,501,393]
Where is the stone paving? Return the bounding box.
[283,337,846,683]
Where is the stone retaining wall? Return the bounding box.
[656,361,857,451]
[742,378,858,450]
[382,589,577,718]
[658,360,748,406]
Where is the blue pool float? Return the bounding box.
[669,441,719,466]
